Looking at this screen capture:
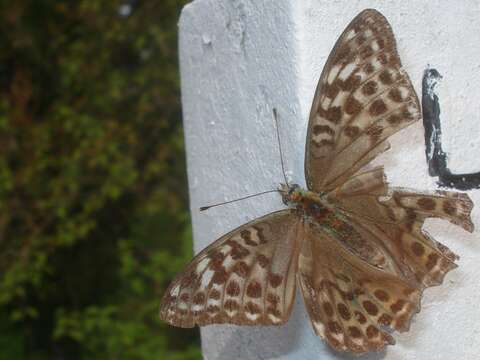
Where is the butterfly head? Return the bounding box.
[279,183,304,206]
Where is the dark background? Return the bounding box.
[0,0,200,358]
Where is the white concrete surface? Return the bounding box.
[178,1,480,359]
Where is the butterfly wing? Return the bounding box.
[298,219,421,353]
[300,167,474,353]
[305,9,420,192]
[327,165,388,200]
[334,177,474,288]
[160,209,303,327]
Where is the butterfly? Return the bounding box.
[160,9,474,353]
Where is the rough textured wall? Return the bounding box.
[179,1,480,359]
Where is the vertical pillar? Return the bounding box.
[178,1,480,358]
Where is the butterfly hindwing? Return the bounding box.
[380,189,474,233]
[305,9,421,192]
[327,166,388,199]
[298,220,421,353]
[330,170,474,288]
[304,167,474,353]
[160,209,302,327]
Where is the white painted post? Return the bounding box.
[178,1,480,359]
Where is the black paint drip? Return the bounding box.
[422,68,480,190]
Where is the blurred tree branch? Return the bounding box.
[0,0,199,358]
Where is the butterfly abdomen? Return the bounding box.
[302,198,389,269]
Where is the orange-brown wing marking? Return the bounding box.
[305,9,420,192]
[159,209,303,327]
[298,220,421,354]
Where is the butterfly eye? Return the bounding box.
[288,184,300,195]
[281,184,301,205]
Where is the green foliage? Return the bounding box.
[0,0,200,358]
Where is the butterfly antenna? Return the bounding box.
[273,108,289,186]
[200,189,279,211]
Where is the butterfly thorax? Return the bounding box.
[280,183,390,267]
[279,183,333,220]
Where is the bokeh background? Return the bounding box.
[0,1,201,358]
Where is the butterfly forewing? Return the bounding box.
[305,9,421,192]
[160,210,302,327]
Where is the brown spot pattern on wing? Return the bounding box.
[305,7,421,192]
[159,210,301,328]
[298,215,422,354]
